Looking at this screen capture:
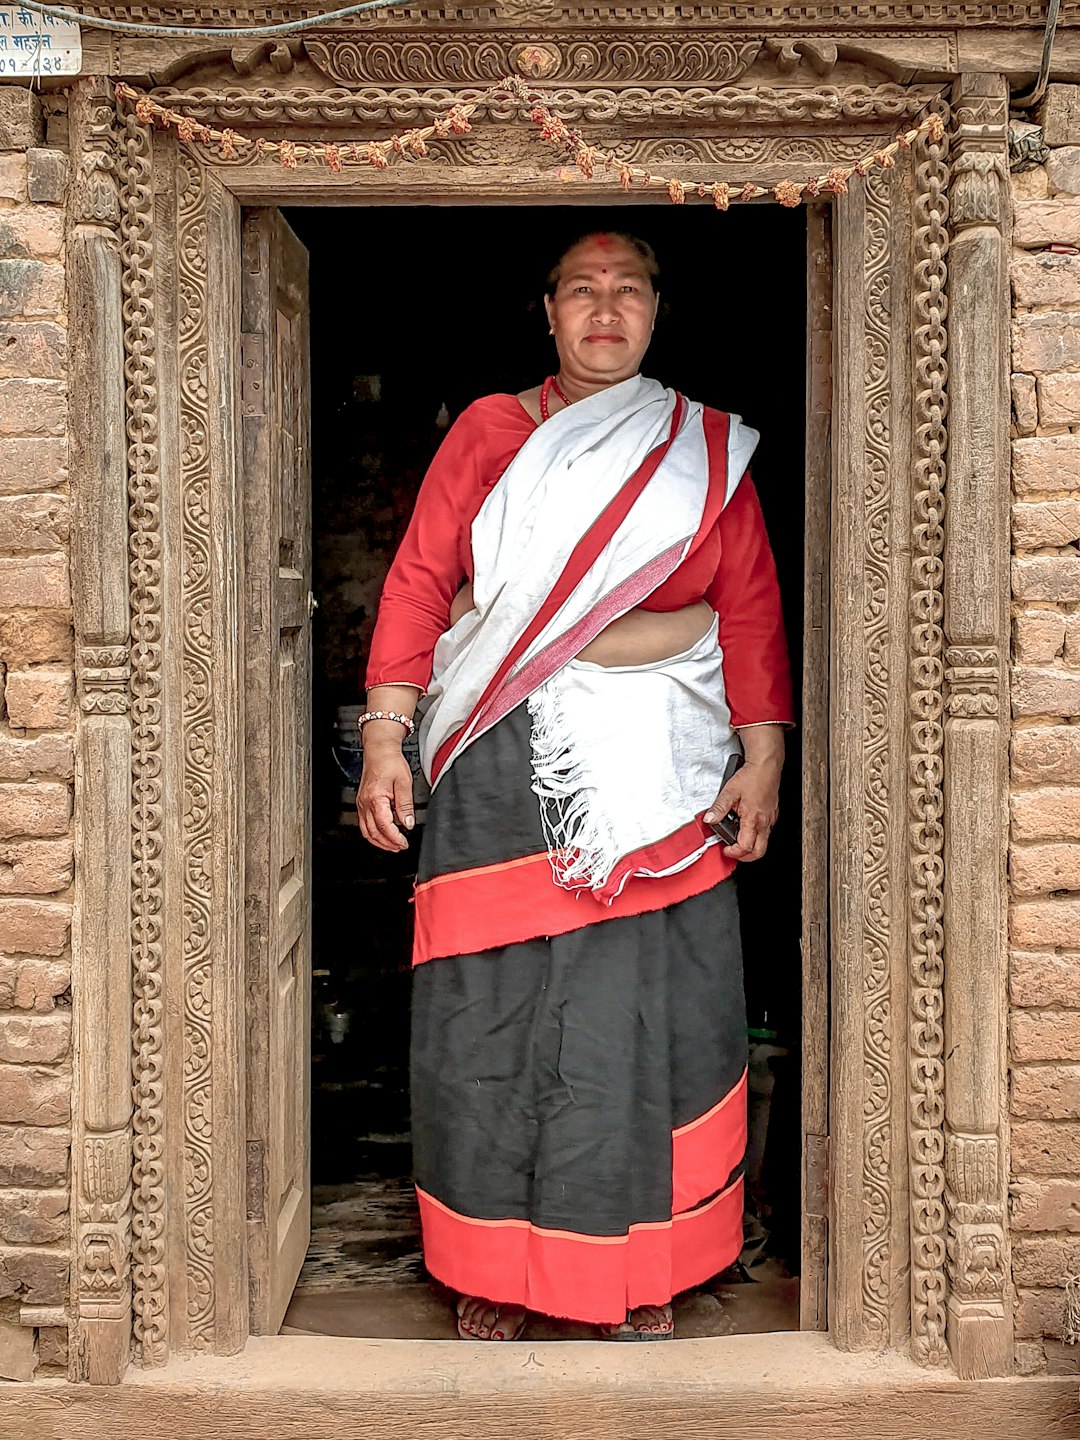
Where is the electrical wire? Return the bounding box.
[1012,0,1061,109]
[13,0,413,39]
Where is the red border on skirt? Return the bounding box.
[412,835,734,965]
[416,1174,745,1325]
[672,1067,748,1214]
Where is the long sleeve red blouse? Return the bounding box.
[367,394,794,728]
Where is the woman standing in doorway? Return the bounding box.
[358,233,793,1341]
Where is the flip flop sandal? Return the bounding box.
[456,1303,527,1341]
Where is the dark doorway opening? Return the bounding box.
[282,202,809,1339]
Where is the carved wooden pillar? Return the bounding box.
[69,78,135,1385]
[942,72,1012,1380]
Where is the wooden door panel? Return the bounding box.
[242,208,312,1336]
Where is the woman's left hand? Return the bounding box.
[704,726,785,862]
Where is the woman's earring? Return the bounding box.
[549,326,555,336]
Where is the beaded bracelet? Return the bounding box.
[358,709,416,738]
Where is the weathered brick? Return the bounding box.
[1012,951,1080,1007]
[0,1311,34,1381]
[0,1014,68,1065]
[0,208,62,263]
[1012,371,1038,434]
[1046,145,1080,196]
[0,1066,68,1125]
[1014,1237,1080,1293]
[1038,371,1080,425]
[1013,1064,1080,1120]
[1013,557,1080,603]
[0,556,69,609]
[1013,499,1080,549]
[26,149,67,207]
[0,436,66,495]
[0,899,69,956]
[1012,728,1080,784]
[1066,614,1080,667]
[0,784,69,840]
[1012,666,1080,715]
[0,378,64,436]
[0,736,71,782]
[0,89,43,152]
[0,1188,66,1245]
[1014,1182,1080,1234]
[1013,199,1080,250]
[0,1125,67,1186]
[1014,1287,1067,1339]
[1012,167,1050,202]
[1013,311,1080,372]
[0,958,68,1013]
[1012,786,1080,841]
[0,1245,67,1305]
[36,1322,66,1369]
[0,611,71,666]
[1011,842,1080,894]
[1012,252,1080,307]
[4,669,71,729]
[1011,1006,1080,1061]
[1013,434,1080,494]
[0,321,64,381]
[0,156,27,204]
[0,261,63,321]
[1038,84,1080,147]
[1013,1338,1048,1376]
[0,839,72,895]
[1012,1120,1080,1174]
[1013,611,1066,663]
[0,494,67,550]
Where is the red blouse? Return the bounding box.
[367,394,794,728]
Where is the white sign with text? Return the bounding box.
[0,6,80,78]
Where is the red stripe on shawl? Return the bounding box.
[412,841,735,966]
[431,395,688,784]
[415,1174,744,1326]
[592,816,719,903]
[672,1068,748,1214]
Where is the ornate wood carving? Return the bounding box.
[66,55,999,1375]
[118,109,169,1369]
[176,149,218,1352]
[908,99,950,1371]
[69,78,138,1387]
[860,164,894,1347]
[941,71,1011,1381]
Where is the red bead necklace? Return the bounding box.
[539,374,571,422]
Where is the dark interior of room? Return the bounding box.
[280,200,810,1338]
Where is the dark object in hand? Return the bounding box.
[709,750,744,846]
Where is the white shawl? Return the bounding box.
[419,375,758,900]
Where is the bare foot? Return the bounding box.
[600,1303,674,1339]
[456,1295,527,1341]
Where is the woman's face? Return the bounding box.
[544,237,658,388]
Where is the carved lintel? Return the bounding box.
[944,645,999,718]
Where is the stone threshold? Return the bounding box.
[8,1332,1079,1439]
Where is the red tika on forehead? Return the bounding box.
[593,233,613,247]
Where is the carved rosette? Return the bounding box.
[908,104,951,1369]
[861,164,894,1343]
[118,109,169,1367]
[176,150,217,1352]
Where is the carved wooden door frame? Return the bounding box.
[65,59,1013,1385]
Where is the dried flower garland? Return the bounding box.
[115,76,945,209]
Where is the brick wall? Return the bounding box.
[1009,85,1080,1374]
[0,87,71,1382]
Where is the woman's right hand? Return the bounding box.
[357,739,415,852]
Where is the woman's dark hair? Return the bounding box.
[544,232,661,297]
